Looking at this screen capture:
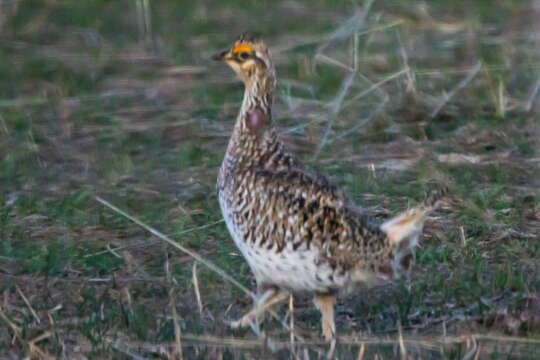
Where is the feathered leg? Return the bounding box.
[230,287,287,329]
[313,294,336,341]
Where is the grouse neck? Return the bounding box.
[231,67,274,138]
[239,71,273,122]
[224,71,281,168]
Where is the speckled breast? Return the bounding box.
[217,166,347,294]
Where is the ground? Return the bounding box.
[0,0,539,359]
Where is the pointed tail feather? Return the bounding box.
[380,182,447,279]
[380,206,430,246]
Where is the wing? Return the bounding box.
[238,166,394,275]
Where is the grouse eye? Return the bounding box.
[238,52,250,60]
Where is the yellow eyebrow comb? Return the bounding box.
[232,45,253,54]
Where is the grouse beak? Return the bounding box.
[212,49,230,61]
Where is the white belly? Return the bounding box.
[220,197,345,293]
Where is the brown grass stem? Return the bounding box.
[525,76,540,112]
[84,218,225,258]
[95,196,254,299]
[313,71,356,160]
[429,61,482,119]
[192,262,203,317]
[16,285,40,324]
[165,256,184,360]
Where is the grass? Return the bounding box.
[1,0,539,358]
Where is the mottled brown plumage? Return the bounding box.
[214,34,444,339]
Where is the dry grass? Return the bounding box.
[0,0,539,358]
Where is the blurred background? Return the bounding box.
[0,0,539,358]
